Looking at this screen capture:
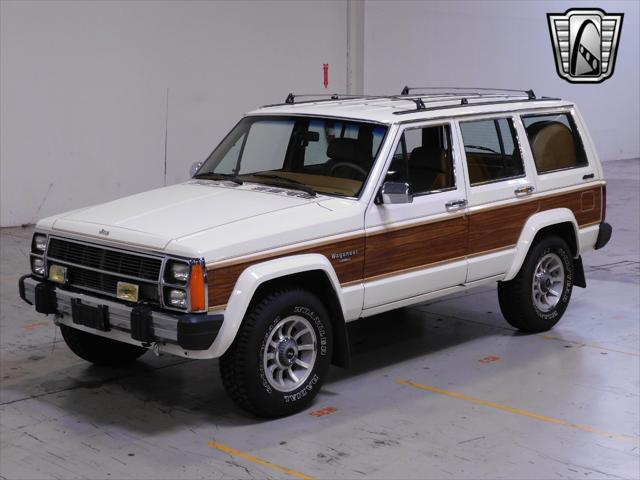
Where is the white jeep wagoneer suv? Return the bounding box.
[19,88,612,417]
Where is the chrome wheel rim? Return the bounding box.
[532,253,565,312]
[263,315,317,392]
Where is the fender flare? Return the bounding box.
[503,208,580,282]
[206,253,347,358]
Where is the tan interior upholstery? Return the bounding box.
[263,171,362,197]
[526,121,577,173]
[466,154,492,185]
[408,146,452,192]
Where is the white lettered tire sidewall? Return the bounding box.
[220,288,333,418]
[530,243,573,322]
[257,304,329,405]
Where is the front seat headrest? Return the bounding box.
[327,138,359,163]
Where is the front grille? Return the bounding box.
[48,238,161,280]
[66,267,159,303]
[46,237,162,304]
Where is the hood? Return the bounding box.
[50,180,318,250]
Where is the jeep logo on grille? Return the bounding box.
[98,229,110,236]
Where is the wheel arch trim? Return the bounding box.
[207,254,351,358]
[503,208,579,282]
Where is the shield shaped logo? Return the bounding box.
[547,8,623,83]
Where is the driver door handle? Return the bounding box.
[445,199,467,211]
[514,185,535,196]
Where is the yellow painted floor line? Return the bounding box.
[208,440,316,480]
[542,335,640,357]
[397,379,639,445]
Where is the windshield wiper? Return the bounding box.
[248,173,317,196]
[193,172,243,185]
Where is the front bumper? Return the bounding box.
[19,275,222,351]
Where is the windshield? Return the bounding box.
[196,116,388,197]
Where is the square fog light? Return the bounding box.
[117,281,139,302]
[48,264,67,284]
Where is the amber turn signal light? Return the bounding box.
[189,263,206,311]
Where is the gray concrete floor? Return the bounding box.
[1,158,639,480]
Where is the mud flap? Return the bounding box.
[573,256,586,288]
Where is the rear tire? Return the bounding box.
[498,235,574,333]
[220,288,332,418]
[60,325,147,366]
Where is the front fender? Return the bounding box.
[206,253,349,358]
[503,208,579,282]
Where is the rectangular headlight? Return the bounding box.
[32,234,47,253]
[165,261,190,284]
[31,257,45,276]
[166,288,187,309]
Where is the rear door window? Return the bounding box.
[521,113,588,174]
[387,124,455,194]
[460,118,525,186]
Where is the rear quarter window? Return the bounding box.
[521,112,588,174]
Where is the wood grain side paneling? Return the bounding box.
[207,236,365,307]
[538,186,602,226]
[364,216,468,279]
[468,201,540,255]
[468,185,602,256]
[206,185,602,308]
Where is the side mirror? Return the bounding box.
[377,181,413,204]
[190,161,203,177]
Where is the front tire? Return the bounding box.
[60,325,148,366]
[498,235,574,333]
[220,288,332,418]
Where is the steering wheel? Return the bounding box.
[328,162,368,178]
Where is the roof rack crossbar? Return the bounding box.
[283,92,393,105]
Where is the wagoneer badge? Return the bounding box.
[547,8,623,84]
[98,228,110,236]
[331,249,359,263]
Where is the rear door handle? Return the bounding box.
[445,199,467,211]
[514,185,535,196]
[583,173,595,180]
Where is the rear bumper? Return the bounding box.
[595,222,612,250]
[18,275,223,352]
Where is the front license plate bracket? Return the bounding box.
[71,299,110,332]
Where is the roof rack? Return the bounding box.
[265,92,412,108]
[400,86,537,100]
[392,86,550,115]
[259,89,559,116]
[393,96,559,116]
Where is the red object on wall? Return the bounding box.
[323,63,329,89]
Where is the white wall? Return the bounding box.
[0,0,348,226]
[364,0,640,162]
[2,0,639,227]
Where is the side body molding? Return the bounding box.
[206,254,360,359]
[503,208,580,282]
